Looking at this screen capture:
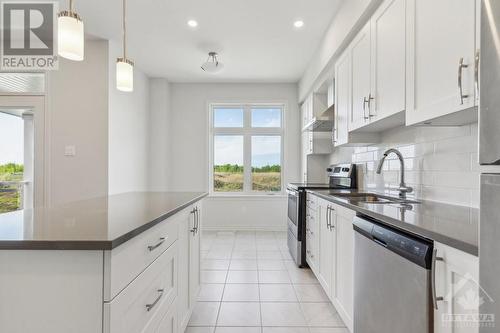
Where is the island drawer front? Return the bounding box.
[104,242,178,333]
[142,298,178,333]
[106,212,183,300]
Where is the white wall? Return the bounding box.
[148,79,171,191]
[298,0,383,101]
[108,40,151,194]
[168,83,300,230]
[47,40,109,205]
[328,123,480,207]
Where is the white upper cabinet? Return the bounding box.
[327,78,335,108]
[405,0,478,125]
[369,0,406,122]
[334,50,351,147]
[349,22,372,131]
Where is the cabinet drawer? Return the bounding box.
[105,213,182,300]
[142,298,178,333]
[104,243,178,333]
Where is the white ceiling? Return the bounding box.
[57,0,343,82]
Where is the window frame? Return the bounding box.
[208,103,286,196]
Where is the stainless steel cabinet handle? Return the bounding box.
[329,206,335,230]
[148,237,166,251]
[145,289,164,312]
[363,97,369,120]
[431,248,444,310]
[368,93,375,118]
[458,57,469,105]
[326,206,331,229]
[474,50,480,98]
[194,207,200,234]
[190,208,197,234]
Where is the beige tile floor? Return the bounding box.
[186,231,349,333]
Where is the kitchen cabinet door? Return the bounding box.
[433,242,479,333]
[189,206,201,311]
[327,79,335,108]
[177,205,200,333]
[406,0,477,125]
[317,199,335,297]
[370,0,406,121]
[305,204,319,274]
[334,49,350,147]
[177,209,190,332]
[333,212,355,331]
[350,22,371,131]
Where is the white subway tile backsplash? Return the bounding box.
[422,153,471,172]
[432,171,480,189]
[434,135,477,154]
[421,186,472,206]
[328,123,480,207]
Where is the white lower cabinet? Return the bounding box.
[433,242,479,333]
[317,197,336,297]
[308,194,354,332]
[0,200,204,333]
[104,243,178,333]
[178,204,202,333]
[331,207,355,331]
[305,198,319,274]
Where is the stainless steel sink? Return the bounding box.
[331,192,421,205]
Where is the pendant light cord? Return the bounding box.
[123,0,127,59]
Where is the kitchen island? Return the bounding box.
[0,191,207,333]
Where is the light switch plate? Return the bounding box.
[64,145,76,157]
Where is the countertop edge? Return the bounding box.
[308,190,478,257]
[0,192,208,251]
[110,192,208,249]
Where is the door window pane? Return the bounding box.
[0,112,24,213]
[214,135,244,192]
[214,108,244,127]
[251,136,281,192]
[251,108,282,127]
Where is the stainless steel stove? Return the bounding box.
[286,163,357,267]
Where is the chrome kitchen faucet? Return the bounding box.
[376,148,413,199]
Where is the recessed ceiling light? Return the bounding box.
[294,20,304,28]
[187,20,198,28]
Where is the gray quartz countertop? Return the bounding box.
[0,191,207,250]
[308,189,479,256]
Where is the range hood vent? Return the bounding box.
[302,105,334,132]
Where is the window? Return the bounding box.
[210,104,284,194]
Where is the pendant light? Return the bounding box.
[201,52,224,74]
[57,0,84,61]
[116,0,134,92]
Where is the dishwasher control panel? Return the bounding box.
[353,216,433,269]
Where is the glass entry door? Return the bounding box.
[0,96,45,214]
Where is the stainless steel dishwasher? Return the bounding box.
[353,216,434,333]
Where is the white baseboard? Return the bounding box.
[201,225,287,232]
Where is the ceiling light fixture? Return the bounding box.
[116,0,134,92]
[294,20,304,28]
[187,20,198,28]
[57,0,84,61]
[201,52,224,74]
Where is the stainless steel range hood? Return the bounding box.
[302,105,334,132]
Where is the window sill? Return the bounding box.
[207,193,287,199]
